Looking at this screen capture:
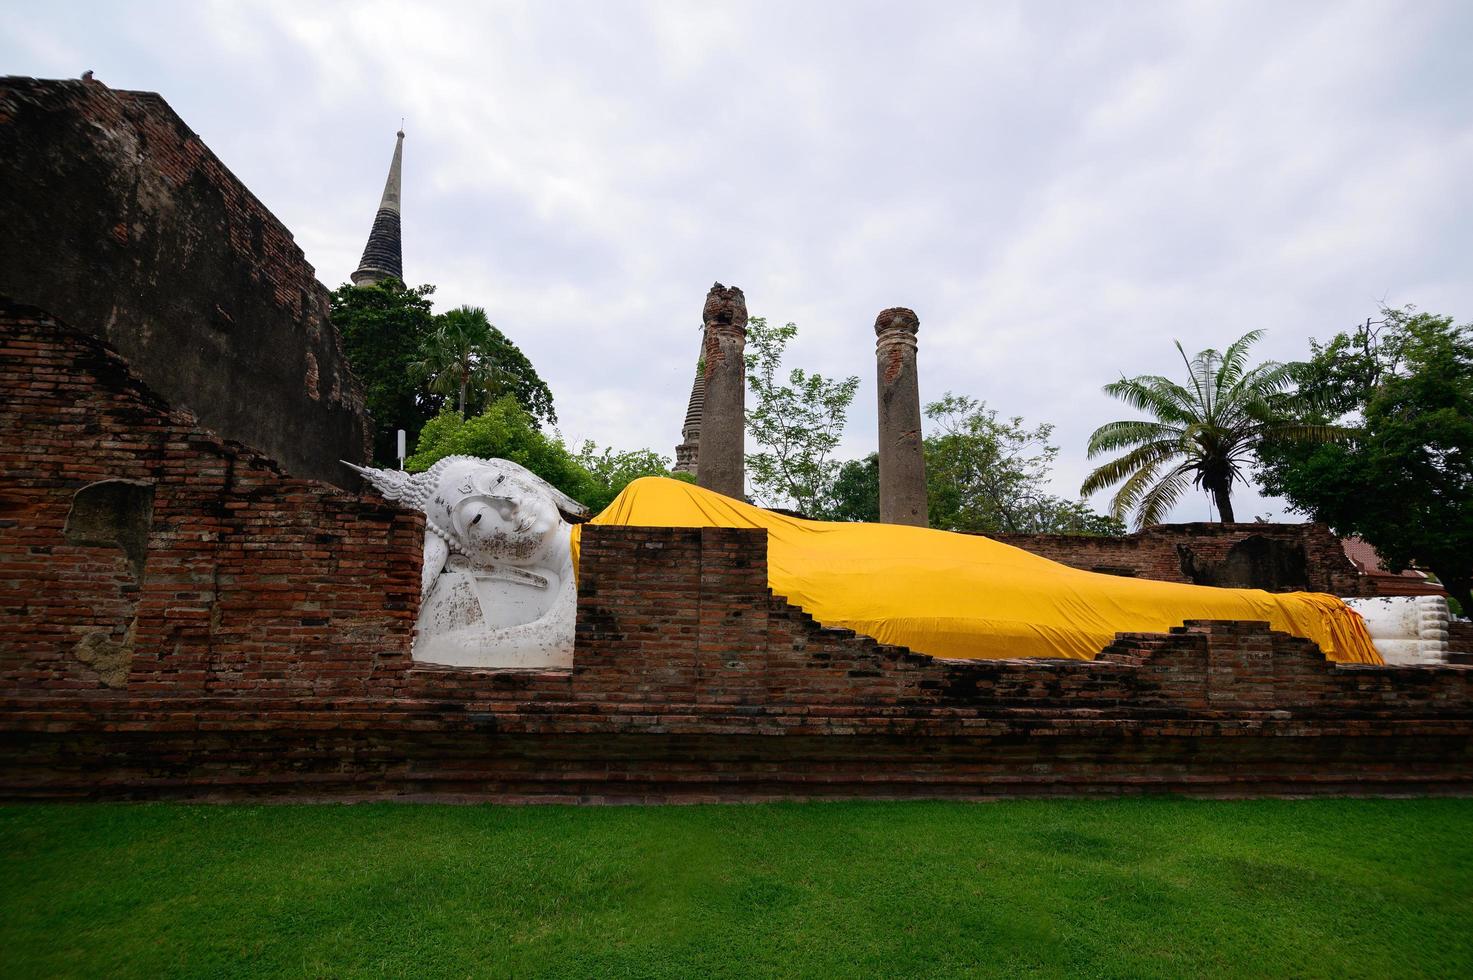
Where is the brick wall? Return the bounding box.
[1449,621,1473,664]
[0,76,371,486]
[2,306,1470,801]
[991,523,1368,595]
[0,301,420,697]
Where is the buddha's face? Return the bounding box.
[447,466,563,566]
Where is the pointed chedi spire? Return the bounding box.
[351,128,405,286]
[673,342,705,476]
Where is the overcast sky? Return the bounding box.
[7,1,1472,520]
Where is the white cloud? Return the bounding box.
[5,0,1472,521]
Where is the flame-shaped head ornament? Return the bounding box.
[343,456,588,560]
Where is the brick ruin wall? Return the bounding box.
[1451,623,1473,666]
[991,525,1368,596]
[2,306,1471,801]
[0,76,371,487]
[0,302,421,699]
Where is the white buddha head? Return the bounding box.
[345,456,587,569]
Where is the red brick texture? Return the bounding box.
[0,302,422,698]
[991,524,1368,595]
[3,306,1471,801]
[0,77,371,485]
[1449,622,1473,664]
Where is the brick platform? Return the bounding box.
[991,524,1367,595]
[3,304,1471,801]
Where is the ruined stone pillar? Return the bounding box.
[696,282,747,500]
[875,307,927,526]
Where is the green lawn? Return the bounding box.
[3,798,1471,978]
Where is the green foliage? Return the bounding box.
[1257,308,1473,610]
[413,305,556,426]
[925,394,1124,535]
[1081,330,1341,527]
[6,800,1473,976]
[329,278,441,465]
[744,317,860,515]
[574,442,692,514]
[1030,499,1131,537]
[406,397,590,505]
[406,398,687,516]
[827,453,880,522]
[331,288,556,466]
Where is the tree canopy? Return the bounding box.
[329,279,441,465]
[827,454,880,523]
[818,398,1120,534]
[573,442,693,514]
[744,317,860,516]
[406,397,688,515]
[413,305,556,426]
[1257,308,1473,611]
[924,394,1123,535]
[407,397,585,495]
[332,284,556,465]
[1081,330,1338,527]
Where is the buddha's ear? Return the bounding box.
[493,459,589,519]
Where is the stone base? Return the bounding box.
[4,723,1469,803]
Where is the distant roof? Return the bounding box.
[1342,536,1446,597]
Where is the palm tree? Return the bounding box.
[1080,330,1338,527]
[412,306,502,418]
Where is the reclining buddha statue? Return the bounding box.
[351,458,1387,668]
[346,456,587,668]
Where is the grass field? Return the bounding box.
[3,798,1472,978]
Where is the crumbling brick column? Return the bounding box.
[696,283,748,500]
[875,307,927,526]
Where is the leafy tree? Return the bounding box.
[1022,498,1129,537]
[1081,330,1338,527]
[827,454,880,522]
[406,398,693,517]
[573,442,694,514]
[330,279,442,465]
[413,305,556,426]
[925,394,1122,535]
[1257,308,1473,611]
[406,397,590,505]
[744,317,860,515]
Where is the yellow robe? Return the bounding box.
[572,478,1381,664]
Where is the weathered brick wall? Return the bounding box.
[573,524,1471,723]
[991,523,1368,595]
[0,76,371,486]
[0,302,420,696]
[2,306,1470,801]
[1449,621,1473,664]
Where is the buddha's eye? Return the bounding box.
[471,513,483,526]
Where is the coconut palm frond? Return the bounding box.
[1085,420,1185,455]
[1083,329,1338,526]
[1081,439,1181,497]
[1177,340,1217,420]
[1134,462,1194,528]
[1101,376,1195,425]
[1218,359,1296,425]
[1253,420,1356,444]
[1105,456,1165,520]
[1215,329,1267,391]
